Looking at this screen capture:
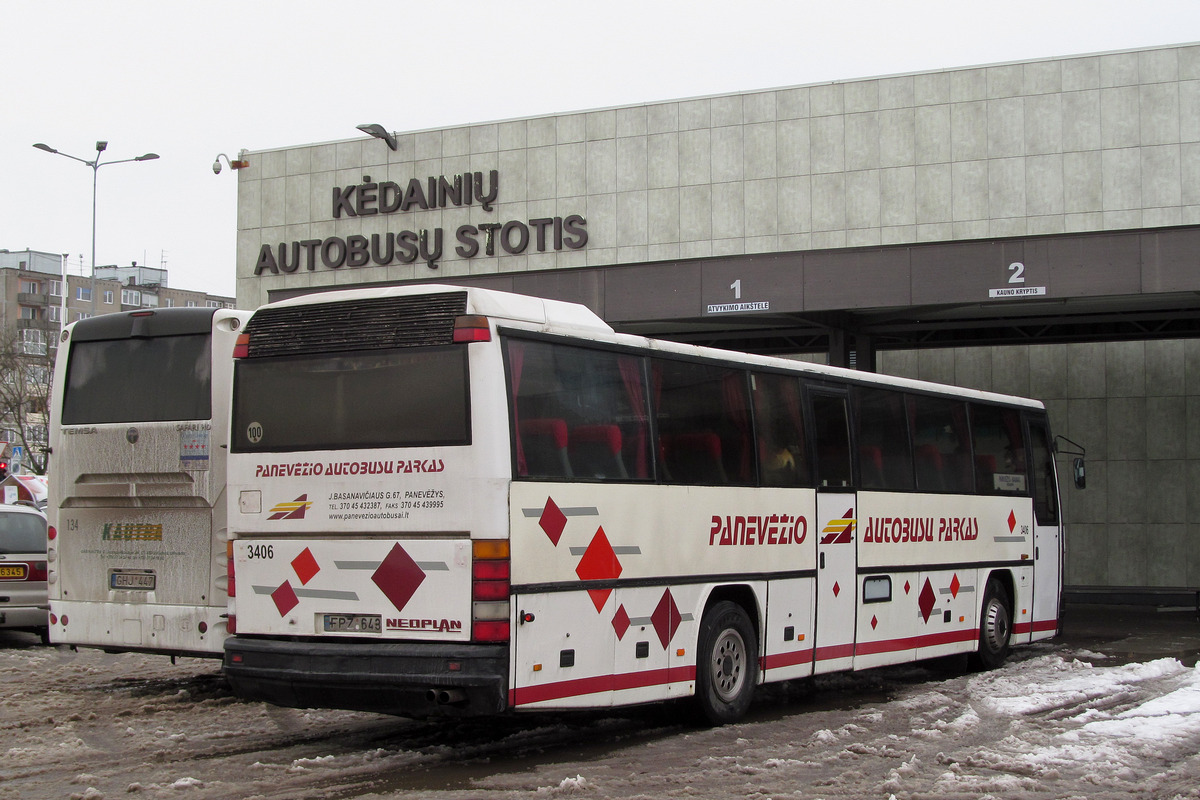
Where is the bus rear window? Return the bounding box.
[61,334,212,424]
[232,346,469,452]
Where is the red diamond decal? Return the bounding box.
[291,548,320,585]
[650,589,682,649]
[904,580,911,594]
[950,574,961,598]
[871,615,878,630]
[576,527,622,612]
[540,497,568,546]
[371,543,426,613]
[918,578,937,623]
[271,581,299,616]
[612,605,631,640]
[832,581,840,597]
[1008,510,1017,533]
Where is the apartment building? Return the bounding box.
[0,248,235,464]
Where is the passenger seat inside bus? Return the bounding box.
[518,418,573,478]
[914,444,946,491]
[859,445,884,488]
[661,432,728,484]
[569,424,628,480]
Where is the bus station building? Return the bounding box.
[233,42,1200,601]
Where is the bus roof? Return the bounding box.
[265,284,613,336]
[261,284,1043,410]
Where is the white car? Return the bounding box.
[0,503,48,643]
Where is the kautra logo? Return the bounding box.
[268,494,313,520]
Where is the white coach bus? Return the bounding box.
[222,285,1073,723]
[48,307,249,657]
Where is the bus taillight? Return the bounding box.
[226,540,236,598]
[226,540,237,633]
[232,332,251,358]
[453,315,492,343]
[471,539,510,642]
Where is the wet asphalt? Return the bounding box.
[1060,601,1200,666]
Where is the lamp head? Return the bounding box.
[32,143,57,154]
[95,141,108,153]
[356,123,398,151]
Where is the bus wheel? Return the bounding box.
[696,601,758,725]
[972,578,1012,670]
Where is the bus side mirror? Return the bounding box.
[1072,457,1086,490]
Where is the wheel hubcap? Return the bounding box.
[712,629,746,701]
[984,599,1009,652]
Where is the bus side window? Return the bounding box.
[811,392,852,488]
[907,394,972,493]
[854,387,913,491]
[970,404,1027,494]
[1028,417,1059,525]
[652,359,753,486]
[751,372,810,487]
[505,337,651,482]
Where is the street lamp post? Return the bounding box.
[31,141,159,281]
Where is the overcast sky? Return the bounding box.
[4,0,1200,299]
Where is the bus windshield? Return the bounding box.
[61,334,212,424]
[231,345,470,452]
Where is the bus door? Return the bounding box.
[1026,415,1062,640]
[809,390,857,674]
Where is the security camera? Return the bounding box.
[212,159,222,175]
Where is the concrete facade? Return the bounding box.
[233,43,1200,593]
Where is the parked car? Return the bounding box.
[0,503,48,643]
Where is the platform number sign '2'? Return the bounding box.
[989,261,1045,299]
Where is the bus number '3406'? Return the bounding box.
[247,544,275,559]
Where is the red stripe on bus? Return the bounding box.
[853,627,978,655]
[813,643,855,661]
[510,617,1062,707]
[761,648,814,670]
[510,665,696,707]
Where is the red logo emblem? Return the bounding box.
[819,508,856,545]
[268,495,313,520]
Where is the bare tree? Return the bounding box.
[0,323,54,474]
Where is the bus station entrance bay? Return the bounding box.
[265,224,1200,598]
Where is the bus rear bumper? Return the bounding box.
[222,636,509,717]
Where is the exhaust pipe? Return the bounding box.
[425,688,467,705]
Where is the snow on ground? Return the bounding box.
[2,626,1200,800]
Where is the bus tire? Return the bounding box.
[695,600,758,725]
[972,577,1012,670]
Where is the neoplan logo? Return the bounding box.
[268,495,313,520]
